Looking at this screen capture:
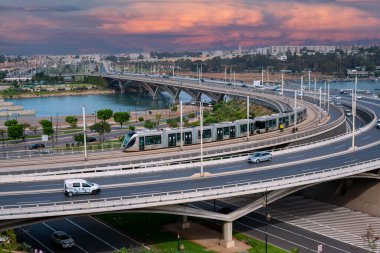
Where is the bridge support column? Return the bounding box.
[178,215,190,230]
[220,221,234,248]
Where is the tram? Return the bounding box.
[121,108,306,152]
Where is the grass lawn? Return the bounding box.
[97,213,215,253]
[234,232,291,253]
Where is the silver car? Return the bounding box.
[248,152,272,164]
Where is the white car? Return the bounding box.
[64,179,101,197]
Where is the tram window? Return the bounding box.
[176,133,181,141]
[268,119,276,128]
[198,129,212,139]
[223,127,229,135]
[255,121,265,129]
[145,135,162,145]
[240,124,247,133]
[127,137,136,147]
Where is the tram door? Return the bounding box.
[230,126,236,138]
[217,128,223,140]
[139,137,145,151]
[168,133,176,147]
[184,132,192,145]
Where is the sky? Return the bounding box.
[0,0,380,55]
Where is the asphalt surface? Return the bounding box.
[17,216,142,253]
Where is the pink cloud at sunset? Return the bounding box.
[0,0,379,54]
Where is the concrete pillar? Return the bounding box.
[178,215,190,230]
[220,221,234,248]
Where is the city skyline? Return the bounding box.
[1,0,380,55]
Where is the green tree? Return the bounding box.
[19,122,30,136]
[155,113,162,130]
[166,118,179,128]
[97,109,113,122]
[65,116,78,128]
[4,119,18,127]
[39,119,54,136]
[143,120,156,130]
[90,121,111,142]
[128,125,136,131]
[170,104,178,115]
[138,117,144,122]
[7,124,23,140]
[73,133,85,143]
[113,112,131,128]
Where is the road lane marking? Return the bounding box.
[17,200,52,204]
[226,179,250,184]
[286,155,304,159]
[343,159,358,164]
[334,144,345,149]
[65,218,119,251]
[42,222,89,253]
[89,216,148,249]
[25,184,61,188]
[22,228,55,253]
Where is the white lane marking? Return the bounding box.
[25,184,61,188]
[217,165,242,171]
[226,179,250,184]
[286,155,304,159]
[42,222,89,253]
[344,159,358,164]
[65,218,119,251]
[334,144,345,149]
[133,190,161,195]
[302,167,319,172]
[22,228,55,253]
[17,200,52,204]
[89,216,149,249]
[209,200,354,253]
[361,136,370,140]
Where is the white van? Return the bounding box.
[64,179,101,197]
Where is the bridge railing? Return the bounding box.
[1,156,380,219]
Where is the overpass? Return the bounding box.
[0,75,379,250]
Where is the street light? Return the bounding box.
[200,101,204,177]
[257,66,264,85]
[264,191,271,253]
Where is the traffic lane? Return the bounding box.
[69,216,142,250]
[203,200,366,253]
[2,143,380,205]
[0,124,378,195]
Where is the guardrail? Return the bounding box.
[1,156,380,220]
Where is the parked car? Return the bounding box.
[64,179,101,197]
[376,120,380,129]
[248,151,272,164]
[28,143,45,149]
[87,136,96,142]
[51,231,75,248]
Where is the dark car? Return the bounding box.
[51,231,75,248]
[28,143,45,149]
[242,84,248,88]
[87,136,97,142]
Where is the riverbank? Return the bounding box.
[3,89,114,99]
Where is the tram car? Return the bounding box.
[121,107,306,152]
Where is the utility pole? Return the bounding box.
[180,101,183,148]
[327,81,330,115]
[308,70,311,91]
[82,106,87,160]
[294,91,297,131]
[200,101,204,177]
[300,76,303,100]
[352,76,357,150]
[281,73,284,95]
[319,87,322,123]
[247,96,250,141]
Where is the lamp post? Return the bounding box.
[180,101,183,148]
[265,191,271,253]
[82,106,87,160]
[200,101,204,177]
[177,233,180,253]
[294,91,297,132]
[257,66,264,85]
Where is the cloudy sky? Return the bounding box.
[0,0,379,55]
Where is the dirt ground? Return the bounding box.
[165,222,250,253]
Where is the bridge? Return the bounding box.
[0,74,379,250]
